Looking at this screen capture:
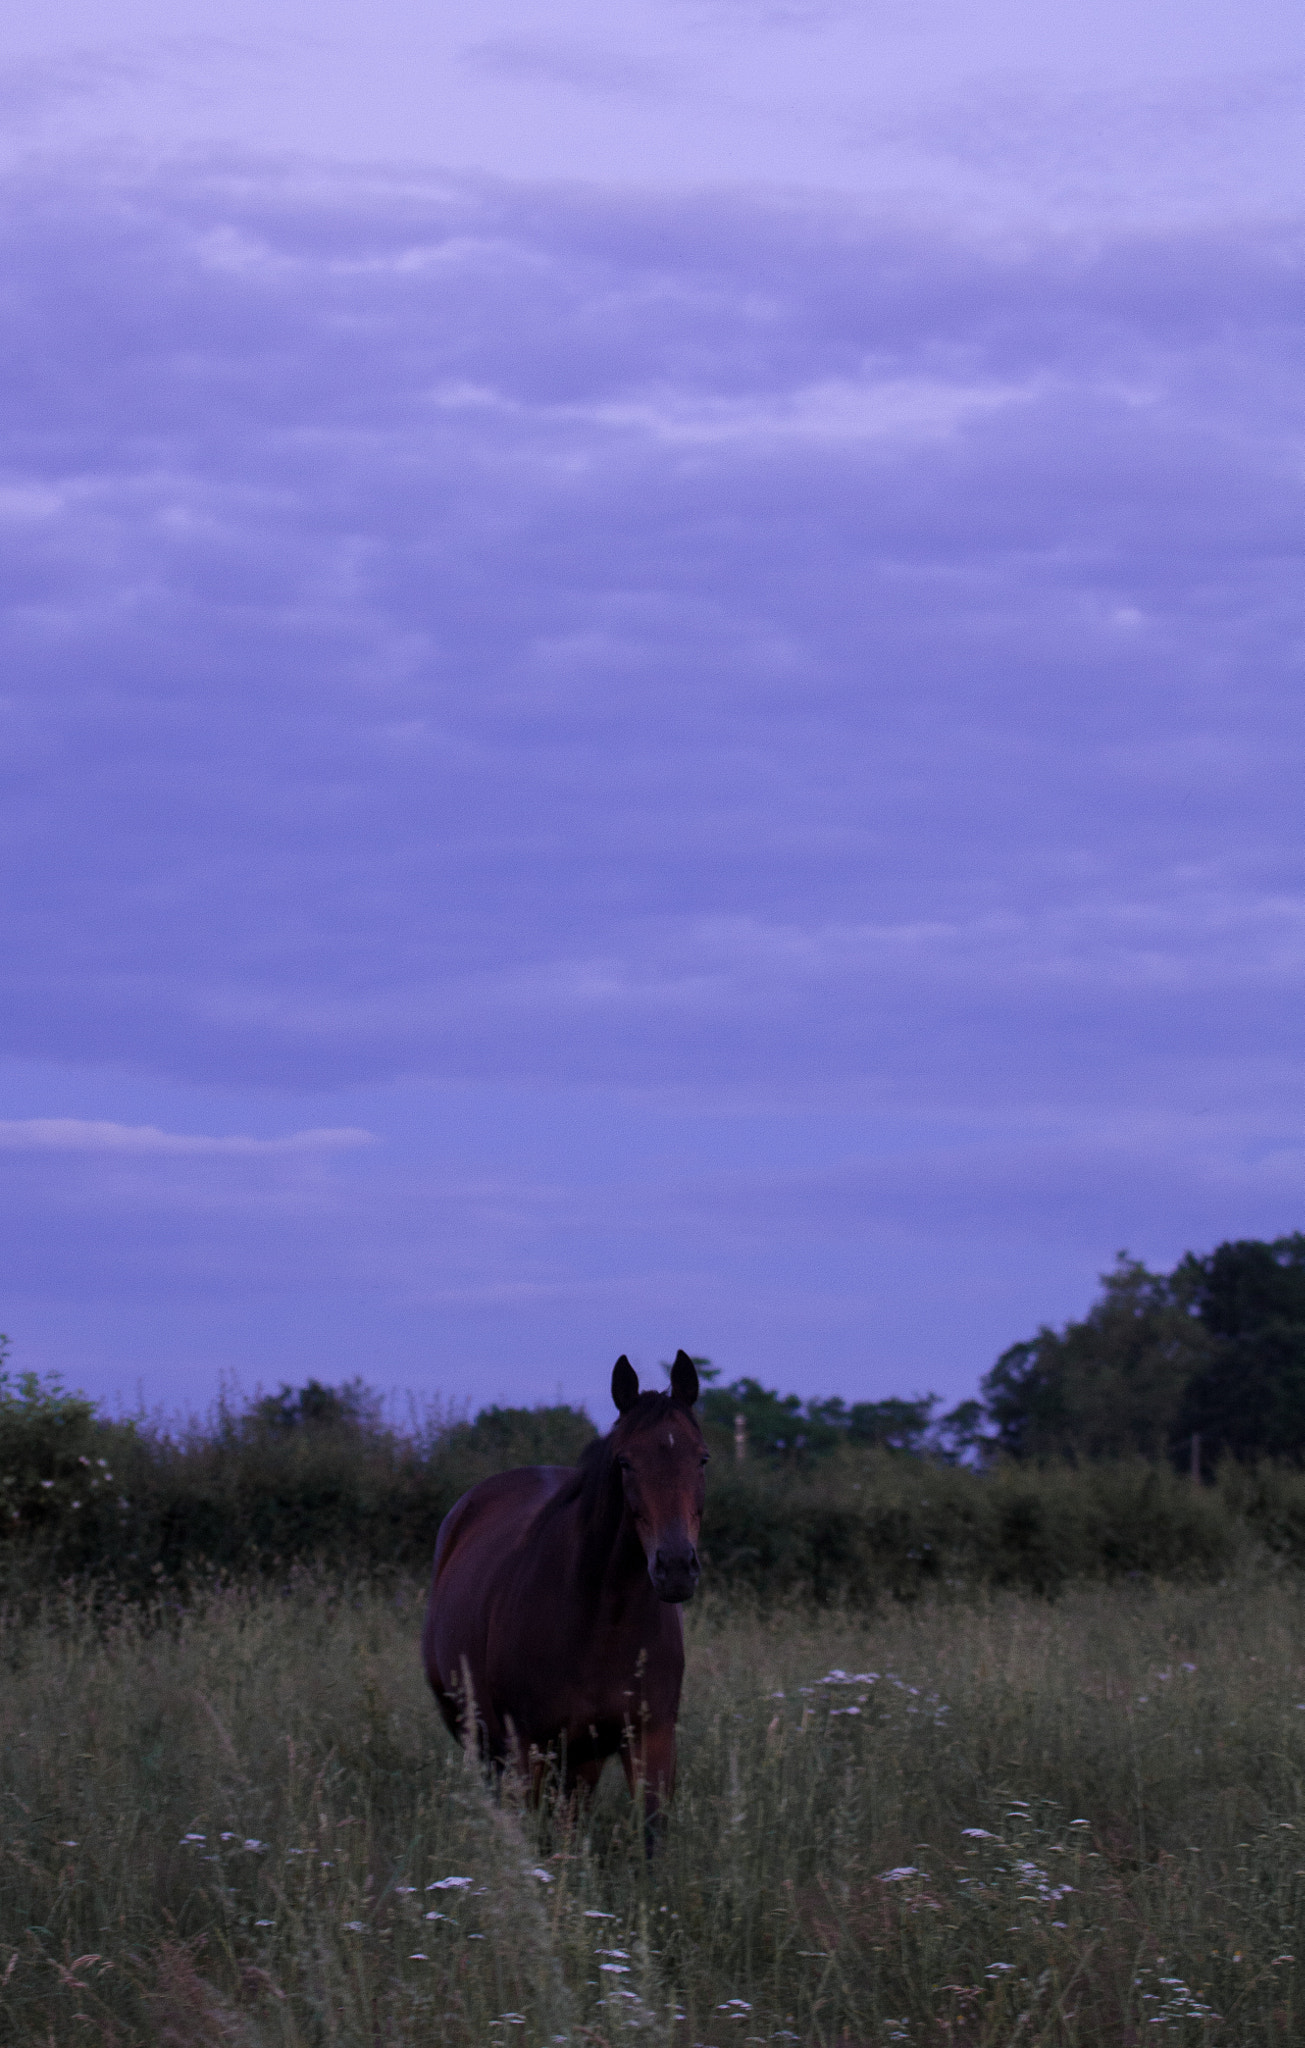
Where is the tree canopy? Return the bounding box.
[983,1235,1305,1467]
[697,1372,983,1464]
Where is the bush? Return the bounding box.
[700,1450,1241,1603]
[0,1369,599,1600]
[0,1357,1294,1607]
[0,1342,143,1576]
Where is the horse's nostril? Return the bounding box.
[650,1545,700,1603]
[654,1548,697,1580]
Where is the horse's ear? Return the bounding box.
[611,1355,640,1414]
[669,1349,700,1406]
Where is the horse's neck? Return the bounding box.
[573,1477,649,1613]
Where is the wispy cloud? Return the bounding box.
[457,36,676,97]
[0,50,148,124]
[0,1119,374,1156]
[431,372,1041,447]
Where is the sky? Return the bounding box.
[1,0,1302,1424]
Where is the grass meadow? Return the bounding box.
[3,1573,1305,2046]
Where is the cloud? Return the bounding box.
[458,36,676,97]
[0,50,147,124]
[889,64,1305,185]
[0,36,263,130]
[0,1118,373,1155]
[0,158,1297,1119]
[0,152,1300,1404]
[664,1119,1305,1249]
[437,371,1043,448]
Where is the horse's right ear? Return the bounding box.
[611,1355,640,1413]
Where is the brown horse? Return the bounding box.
[421,1351,706,1839]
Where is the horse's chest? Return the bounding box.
[491,1611,680,1741]
[576,1622,682,1720]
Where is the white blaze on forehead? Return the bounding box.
[667,1432,675,1446]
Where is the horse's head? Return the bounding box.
[609,1352,708,1603]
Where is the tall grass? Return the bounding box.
[3,1573,1305,2044]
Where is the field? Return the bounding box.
[3,1573,1304,2045]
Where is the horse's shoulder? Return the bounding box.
[435,1463,575,1572]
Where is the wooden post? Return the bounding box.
[1190,1431,1201,1483]
[734,1412,746,1464]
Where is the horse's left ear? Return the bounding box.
[669,1350,699,1406]
[612,1355,640,1413]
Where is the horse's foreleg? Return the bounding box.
[619,1723,676,1856]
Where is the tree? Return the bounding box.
[981,1236,1305,1467]
[1174,1235,1305,1466]
[698,1377,983,1463]
[981,1254,1211,1462]
[700,1376,818,1457]
[809,1394,939,1456]
[244,1378,380,1438]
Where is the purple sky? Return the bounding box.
[1,1,1302,1422]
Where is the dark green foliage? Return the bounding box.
[983,1254,1209,1462]
[244,1376,380,1437]
[1175,1235,1305,1465]
[701,1451,1238,1602]
[983,1236,1305,1467]
[0,1359,1261,1607]
[0,1367,596,1601]
[1179,1231,1305,1337]
[700,1375,817,1455]
[8,1223,1305,1610]
[443,1402,595,1467]
[699,1375,982,1463]
[0,1338,140,1567]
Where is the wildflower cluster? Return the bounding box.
[809,1666,950,1727]
[1132,1963,1221,2027]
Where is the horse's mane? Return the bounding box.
[534,1391,700,1581]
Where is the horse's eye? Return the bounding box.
[617,1455,632,1472]
[699,1453,710,1467]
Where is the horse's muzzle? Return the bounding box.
[651,1545,701,1603]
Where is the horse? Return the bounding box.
[421,1351,707,1842]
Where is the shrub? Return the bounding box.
[0,1359,1290,1606]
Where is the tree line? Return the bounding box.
[1,1232,1304,1596]
[698,1234,1305,1474]
[982,1233,1305,1470]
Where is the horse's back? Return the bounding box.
[422,1465,573,1720]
